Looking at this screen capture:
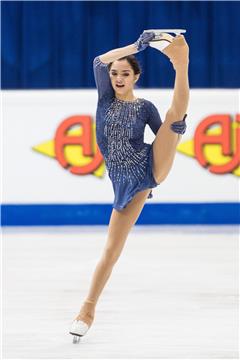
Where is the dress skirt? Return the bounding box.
[110,142,159,211]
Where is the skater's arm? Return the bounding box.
[93,32,154,100]
[94,43,139,101]
[93,46,142,100]
[99,44,138,64]
[93,57,114,101]
[99,31,155,64]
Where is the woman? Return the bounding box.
[70,31,189,341]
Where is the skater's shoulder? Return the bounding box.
[142,98,155,105]
[143,98,159,111]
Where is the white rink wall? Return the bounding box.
[2,89,239,225]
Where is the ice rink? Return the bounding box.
[2,225,239,359]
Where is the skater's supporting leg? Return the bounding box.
[75,188,152,325]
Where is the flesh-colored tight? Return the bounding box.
[76,116,182,326]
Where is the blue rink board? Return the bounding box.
[1,202,239,226]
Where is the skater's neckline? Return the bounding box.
[114,97,141,104]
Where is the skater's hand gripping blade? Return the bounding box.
[69,319,89,337]
[144,29,186,52]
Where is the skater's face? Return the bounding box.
[109,60,140,96]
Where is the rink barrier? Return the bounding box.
[1,202,239,226]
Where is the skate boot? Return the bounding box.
[143,29,186,52]
[69,300,95,343]
[149,32,174,52]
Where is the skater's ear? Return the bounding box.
[134,74,140,83]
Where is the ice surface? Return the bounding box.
[2,225,239,359]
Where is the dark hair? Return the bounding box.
[107,55,141,75]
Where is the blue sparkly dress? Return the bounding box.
[93,56,162,211]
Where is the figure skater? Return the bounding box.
[69,31,189,342]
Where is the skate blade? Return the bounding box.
[70,332,82,344]
[144,29,186,36]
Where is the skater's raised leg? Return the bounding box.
[152,108,186,184]
[152,35,189,184]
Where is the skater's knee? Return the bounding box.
[165,108,184,125]
[154,169,168,185]
[155,175,167,185]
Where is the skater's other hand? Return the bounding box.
[171,118,187,135]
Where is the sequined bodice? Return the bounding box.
[99,97,149,184]
[93,56,162,186]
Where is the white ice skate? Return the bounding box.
[69,319,89,343]
[144,29,186,52]
[70,300,95,343]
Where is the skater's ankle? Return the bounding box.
[84,298,96,306]
[83,299,96,311]
[81,301,95,315]
[75,307,95,326]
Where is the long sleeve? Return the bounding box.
[93,56,114,102]
[147,101,162,135]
